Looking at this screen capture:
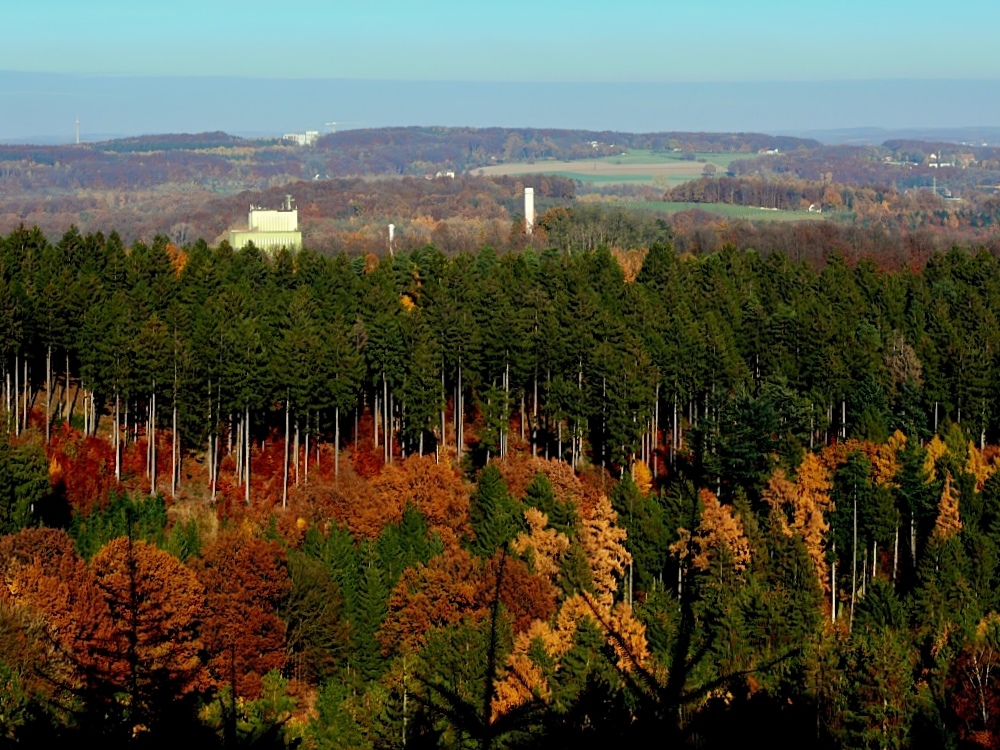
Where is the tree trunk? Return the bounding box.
[45,344,51,442]
[244,405,250,505]
[13,353,18,436]
[65,351,70,422]
[850,492,857,630]
[23,359,28,433]
[283,398,290,508]
[171,398,178,499]
[150,387,157,496]
[115,390,121,482]
[294,421,300,486]
[335,406,340,483]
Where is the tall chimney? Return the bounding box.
[524,187,535,235]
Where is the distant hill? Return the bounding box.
[783,126,1000,147]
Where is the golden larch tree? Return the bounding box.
[934,471,963,541]
[690,489,751,574]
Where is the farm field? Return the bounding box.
[623,200,830,222]
[474,150,740,184]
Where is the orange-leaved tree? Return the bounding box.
[194,529,291,698]
[91,537,209,724]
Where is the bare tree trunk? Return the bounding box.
[850,492,857,630]
[283,398,290,508]
[23,359,28,433]
[171,398,178,499]
[335,406,340,483]
[45,344,51,442]
[65,351,70,422]
[294,421,300,486]
[150,386,157,496]
[244,404,250,505]
[115,391,121,482]
[13,353,19,436]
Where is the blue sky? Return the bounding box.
[5,0,1000,81]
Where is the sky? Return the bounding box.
[3,1,1000,139]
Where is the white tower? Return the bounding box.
[388,224,395,256]
[75,116,80,145]
[524,187,535,235]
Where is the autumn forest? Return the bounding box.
[4,219,1000,749]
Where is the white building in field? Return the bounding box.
[229,195,302,252]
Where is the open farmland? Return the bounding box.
[474,150,740,185]
[623,200,830,222]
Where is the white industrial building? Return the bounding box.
[229,195,302,252]
[282,131,320,147]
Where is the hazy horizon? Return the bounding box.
[4,72,1000,146]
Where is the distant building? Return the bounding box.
[229,195,302,252]
[282,131,320,146]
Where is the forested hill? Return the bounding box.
[313,127,819,173]
[6,228,1000,744]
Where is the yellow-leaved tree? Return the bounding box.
[689,489,752,575]
[493,496,648,719]
[763,452,833,591]
[965,441,995,492]
[923,434,948,483]
[933,471,962,541]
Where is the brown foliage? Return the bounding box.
[289,460,394,540]
[91,538,209,704]
[379,548,483,655]
[194,529,291,698]
[0,529,121,702]
[481,552,558,634]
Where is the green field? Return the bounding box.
[475,150,741,185]
[624,201,828,222]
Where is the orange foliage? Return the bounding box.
[373,455,471,547]
[966,442,996,492]
[0,529,121,697]
[165,242,188,276]
[493,496,647,719]
[91,538,210,702]
[632,460,653,495]
[495,454,587,512]
[872,430,907,488]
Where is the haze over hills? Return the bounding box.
[4,72,1000,144]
